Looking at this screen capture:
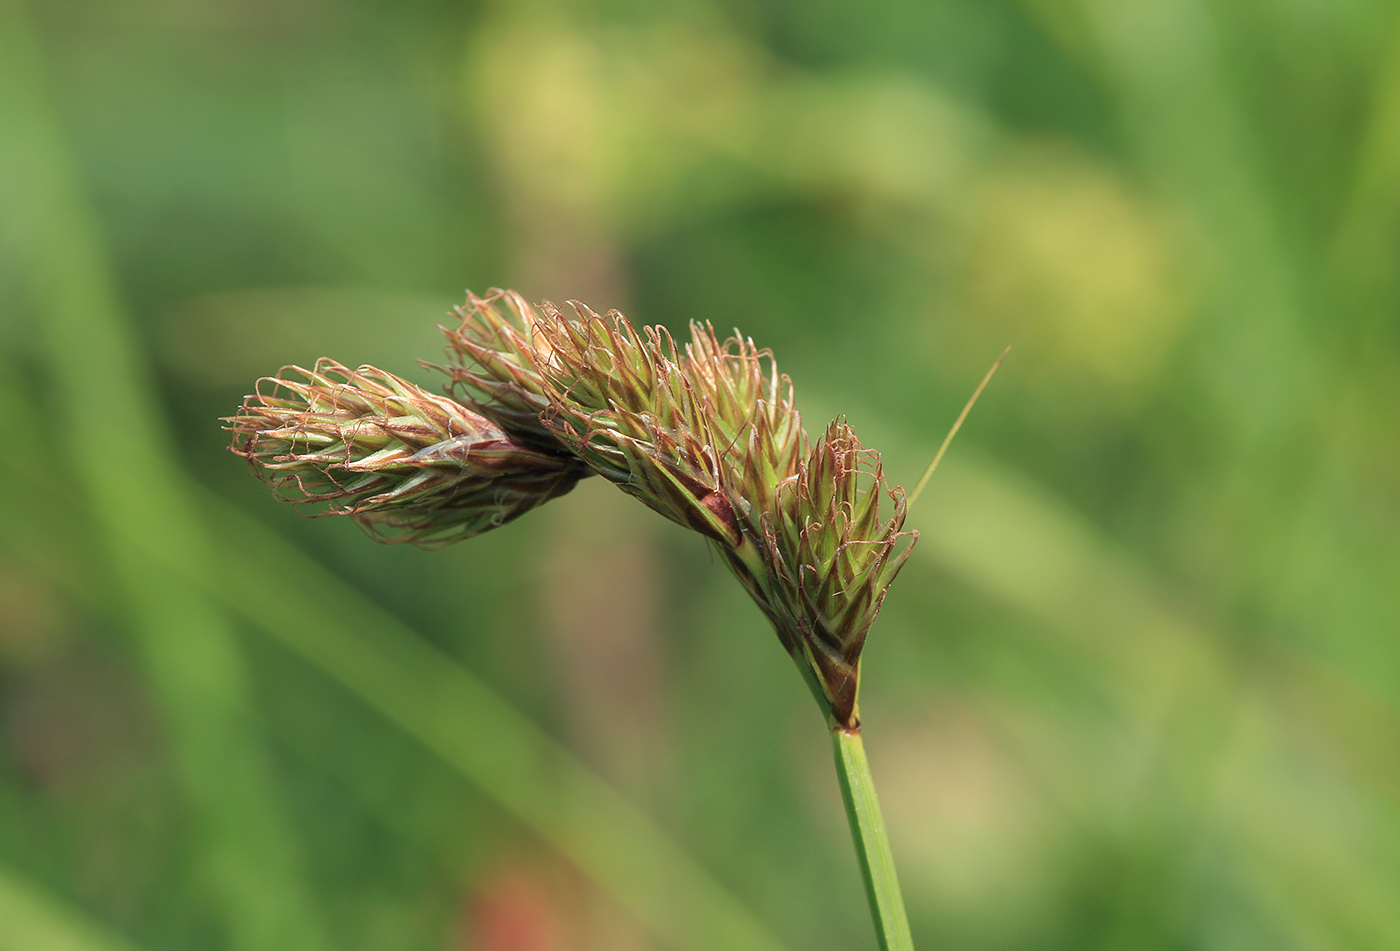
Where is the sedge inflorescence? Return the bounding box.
[227,290,917,727]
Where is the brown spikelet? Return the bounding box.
[225,360,585,547]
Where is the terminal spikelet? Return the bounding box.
[226,360,584,547]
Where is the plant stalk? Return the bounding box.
[831,726,915,951]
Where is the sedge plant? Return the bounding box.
[226,288,996,950]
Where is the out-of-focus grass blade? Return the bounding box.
[1329,17,1400,293]
[0,363,790,950]
[1053,0,1311,449]
[194,492,791,951]
[0,4,326,950]
[916,449,1214,704]
[908,446,1400,947]
[0,863,147,951]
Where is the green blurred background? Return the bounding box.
[2,0,1398,948]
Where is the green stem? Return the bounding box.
[831,726,915,951]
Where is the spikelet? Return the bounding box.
[226,360,585,547]
[437,288,561,450]
[529,300,751,547]
[758,420,917,728]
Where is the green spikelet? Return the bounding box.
[760,420,917,728]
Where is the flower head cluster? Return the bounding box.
[230,290,917,727]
